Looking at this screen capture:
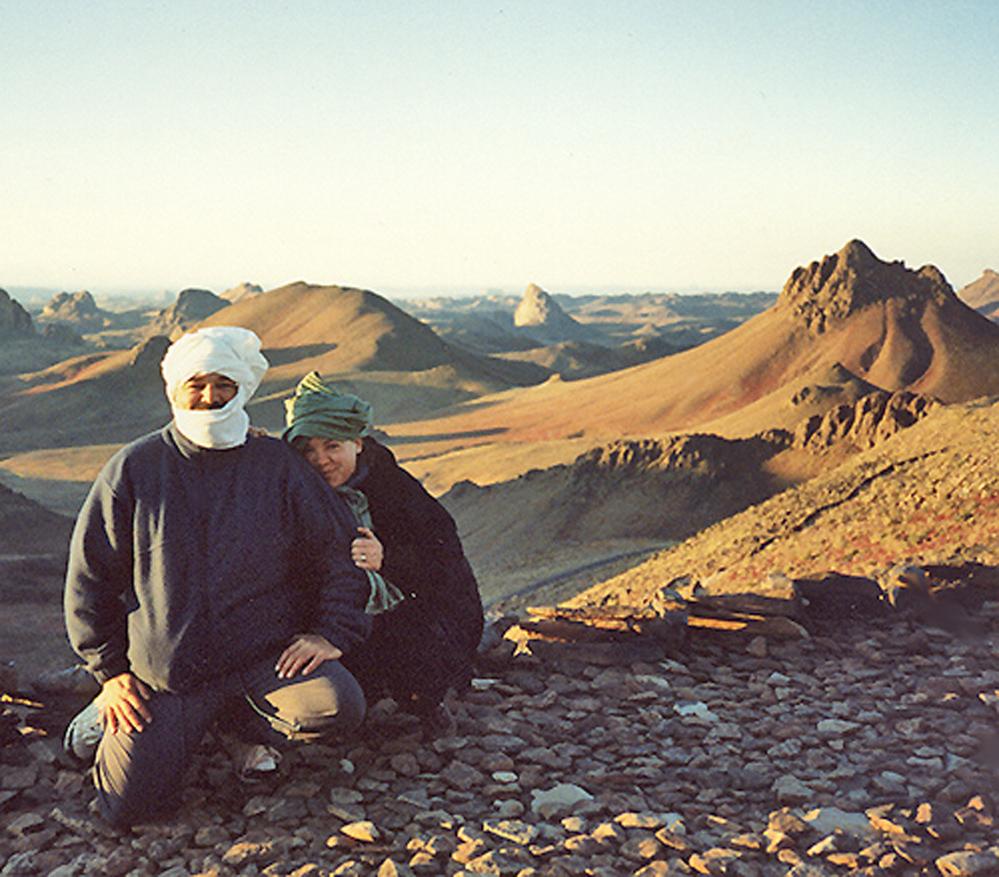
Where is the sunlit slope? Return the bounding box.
[389,241,999,447]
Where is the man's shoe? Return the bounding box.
[217,731,282,781]
[63,699,104,765]
[421,702,457,741]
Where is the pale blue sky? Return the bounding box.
[2,0,997,297]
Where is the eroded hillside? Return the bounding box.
[567,398,999,611]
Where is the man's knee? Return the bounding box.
[94,731,183,827]
[261,662,366,740]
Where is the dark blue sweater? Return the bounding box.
[64,425,371,693]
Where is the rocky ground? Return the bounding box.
[4,600,999,877]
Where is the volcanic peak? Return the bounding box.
[780,239,957,334]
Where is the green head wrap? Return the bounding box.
[282,371,402,616]
[282,371,372,444]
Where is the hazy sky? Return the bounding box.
[2,1,997,297]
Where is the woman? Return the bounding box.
[283,372,484,736]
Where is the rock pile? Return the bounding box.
[4,606,999,876]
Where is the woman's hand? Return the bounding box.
[97,672,153,734]
[351,527,384,571]
[276,634,343,679]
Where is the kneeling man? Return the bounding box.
[64,327,371,826]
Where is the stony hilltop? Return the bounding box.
[4,578,999,876]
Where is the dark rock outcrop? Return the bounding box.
[780,239,959,335]
[128,334,171,371]
[145,288,230,340]
[40,323,85,346]
[0,289,34,338]
[792,389,938,452]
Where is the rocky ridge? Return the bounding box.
[789,390,937,455]
[779,241,955,336]
[4,594,999,877]
[37,293,109,333]
[145,289,230,341]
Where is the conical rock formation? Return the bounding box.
[514,284,591,343]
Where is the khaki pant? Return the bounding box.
[94,658,365,826]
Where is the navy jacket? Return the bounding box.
[65,425,371,693]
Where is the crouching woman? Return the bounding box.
[283,372,484,736]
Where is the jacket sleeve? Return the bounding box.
[289,464,372,656]
[63,468,134,684]
[367,446,484,657]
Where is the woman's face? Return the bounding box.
[301,436,362,488]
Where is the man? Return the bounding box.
[64,327,371,827]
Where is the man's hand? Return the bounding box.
[351,527,384,571]
[276,634,343,679]
[97,673,153,734]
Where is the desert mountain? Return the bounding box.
[144,287,230,340]
[0,336,173,454]
[0,283,549,454]
[0,290,96,375]
[959,268,999,319]
[513,283,594,344]
[390,240,999,448]
[221,282,264,303]
[195,281,548,403]
[0,289,34,338]
[36,291,109,332]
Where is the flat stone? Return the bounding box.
[482,818,538,845]
[341,821,380,842]
[530,782,594,818]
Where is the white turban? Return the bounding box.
[161,326,268,400]
[160,327,269,449]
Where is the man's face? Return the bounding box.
[173,372,239,411]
